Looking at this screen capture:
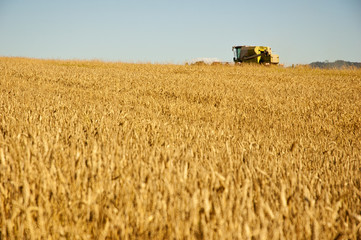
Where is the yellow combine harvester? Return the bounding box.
[232,46,279,65]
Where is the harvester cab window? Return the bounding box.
[235,48,241,59]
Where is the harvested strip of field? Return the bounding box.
[0,57,360,239]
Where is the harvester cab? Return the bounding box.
[232,46,279,65]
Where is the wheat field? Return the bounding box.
[0,57,360,239]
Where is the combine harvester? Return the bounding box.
[188,46,279,65]
[232,46,279,65]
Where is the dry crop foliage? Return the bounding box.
[0,57,360,239]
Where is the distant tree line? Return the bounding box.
[309,60,361,69]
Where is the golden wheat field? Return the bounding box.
[0,57,361,239]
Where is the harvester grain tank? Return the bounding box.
[232,46,279,64]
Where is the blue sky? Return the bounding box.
[0,0,360,65]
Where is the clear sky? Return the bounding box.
[0,0,360,65]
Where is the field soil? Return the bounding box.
[1,57,361,239]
